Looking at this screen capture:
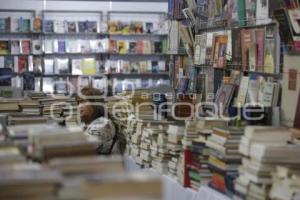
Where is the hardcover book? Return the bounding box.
[43,20,54,33]
[23,72,35,90]
[55,58,69,74]
[67,21,77,33]
[44,59,54,74]
[0,41,9,54]
[32,40,42,55]
[18,56,28,73]
[10,40,20,55]
[21,40,31,54]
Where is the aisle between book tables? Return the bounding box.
[124,155,230,200]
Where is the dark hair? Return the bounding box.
[78,87,106,119]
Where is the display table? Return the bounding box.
[123,155,231,200]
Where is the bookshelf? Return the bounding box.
[0,9,171,94]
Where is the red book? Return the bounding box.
[183,149,192,187]
[18,56,28,73]
[21,40,31,54]
[240,29,252,71]
[210,172,226,193]
[255,28,265,72]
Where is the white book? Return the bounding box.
[194,34,207,65]
[43,77,54,93]
[236,76,250,106]
[262,82,275,107]
[0,56,4,68]
[55,58,69,74]
[10,18,19,32]
[28,55,33,71]
[32,40,42,54]
[53,20,65,33]
[44,40,53,53]
[66,40,80,53]
[44,59,54,74]
[158,61,166,71]
[14,56,18,72]
[71,59,82,75]
[256,0,272,25]
[10,41,20,54]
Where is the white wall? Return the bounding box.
[0,0,168,15]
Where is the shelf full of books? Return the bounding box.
[0,9,171,94]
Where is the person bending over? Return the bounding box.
[77,87,120,154]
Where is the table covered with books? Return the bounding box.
[124,155,230,200]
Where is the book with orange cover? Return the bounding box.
[211,35,228,69]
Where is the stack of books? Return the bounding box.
[206,126,244,195]
[129,120,145,164]
[0,101,20,113]
[0,146,26,167]
[82,172,162,200]
[187,129,213,190]
[18,100,41,115]
[0,169,62,200]
[139,126,157,168]
[151,125,170,174]
[234,126,293,200]
[29,126,98,161]
[8,114,48,126]
[166,125,184,180]
[270,166,300,200]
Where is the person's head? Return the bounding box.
[76,87,105,125]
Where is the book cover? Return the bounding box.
[44,40,53,53]
[90,40,104,53]
[57,40,66,53]
[264,25,276,74]
[109,40,118,53]
[21,40,31,54]
[4,56,14,69]
[55,58,69,74]
[151,61,159,73]
[177,77,190,92]
[33,17,42,32]
[22,19,31,32]
[10,40,20,54]
[43,77,54,93]
[43,20,54,33]
[18,56,28,73]
[129,42,137,53]
[0,68,12,86]
[81,58,96,75]
[67,21,77,33]
[273,9,294,46]
[248,43,257,72]
[145,22,154,34]
[0,41,9,54]
[44,59,54,74]
[117,40,128,54]
[215,84,236,114]
[262,82,275,107]
[255,28,265,72]
[108,21,119,34]
[227,0,239,26]
[154,41,162,53]
[158,61,166,71]
[0,18,7,32]
[33,56,42,73]
[231,29,242,67]
[143,40,152,54]
[238,0,246,27]
[246,74,261,104]
[136,40,144,54]
[23,72,35,90]
[212,35,228,69]
[32,40,42,55]
[66,40,80,53]
[86,21,98,33]
[53,20,65,33]
[236,76,250,106]
[256,0,272,25]
[71,59,82,75]
[241,29,252,71]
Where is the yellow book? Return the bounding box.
[81,58,96,75]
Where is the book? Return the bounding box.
[32,40,42,55]
[256,0,272,25]
[43,77,54,93]
[33,56,42,73]
[55,58,69,74]
[4,56,14,69]
[241,29,252,71]
[81,58,96,75]
[0,41,9,54]
[23,72,35,90]
[262,82,275,107]
[44,40,53,53]
[43,20,54,32]
[215,84,235,114]
[67,21,77,33]
[245,0,256,26]
[248,43,257,72]
[238,0,246,26]
[18,56,28,73]
[264,25,277,74]
[236,76,250,106]
[33,17,42,32]
[129,41,137,53]
[66,40,80,53]
[53,20,65,33]
[145,22,154,33]
[71,59,82,75]
[143,40,152,54]
[20,40,31,54]
[109,40,118,53]
[211,35,228,69]
[57,40,66,53]
[154,41,163,53]
[0,68,12,86]
[194,34,207,66]
[255,28,265,72]
[44,59,54,74]
[10,41,20,54]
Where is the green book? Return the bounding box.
[238,0,246,27]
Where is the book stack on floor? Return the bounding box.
[38,96,71,121]
[82,172,163,200]
[151,124,171,174]
[18,100,41,116]
[129,120,146,165]
[0,146,26,167]
[234,126,295,200]
[167,125,185,183]
[270,166,300,200]
[206,126,244,196]
[139,125,158,168]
